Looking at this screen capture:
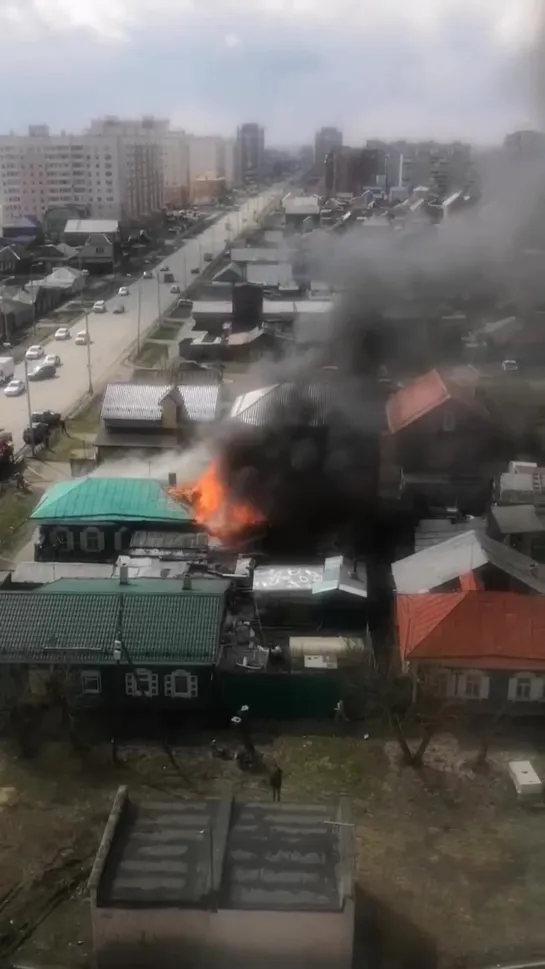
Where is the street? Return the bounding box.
[1,187,279,450]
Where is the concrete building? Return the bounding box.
[162,130,190,207]
[0,117,164,224]
[236,123,265,184]
[366,139,473,195]
[188,136,227,185]
[314,127,343,167]
[89,788,354,969]
[192,174,226,204]
[327,147,386,196]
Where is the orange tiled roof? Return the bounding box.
[396,591,545,670]
[386,369,488,434]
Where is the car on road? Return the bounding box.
[54,326,70,340]
[117,286,129,297]
[43,353,61,367]
[75,330,90,345]
[27,363,56,381]
[23,421,49,446]
[4,378,25,397]
[25,344,44,360]
[31,409,61,427]
[502,359,519,372]
[112,303,125,314]
[142,270,153,279]
[93,300,106,313]
[170,284,181,294]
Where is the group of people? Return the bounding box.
[211,704,284,801]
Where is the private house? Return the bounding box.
[397,591,545,712]
[31,242,79,273]
[63,219,120,271]
[386,369,493,474]
[0,244,33,276]
[94,382,220,461]
[30,477,194,562]
[488,503,545,561]
[89,788,354,969]
[0,576,229,711]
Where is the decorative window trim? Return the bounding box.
[52,526,74,551]
[81,670,102,695]
[80,526,105,553]
[454,670,489,700]
[114,527,130,552]
[164,669,198,699]
[125,669,158,698]
[508,672,544,702]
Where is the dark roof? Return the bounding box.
[414,517,483,552]
[0,588,226,665]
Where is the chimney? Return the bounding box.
[119,564,129,585]
[182,574,191,590]
[168,472,177,486]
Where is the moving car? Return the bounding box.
[75,330,90,345]
[31,409,61,427]
[27,363,56,381]
[43,353,61,367]
[117,286,129,297]
[170,284,180,294]
[54,326,70,340]
[25,344,44,360]
[23,422,49,446]
[4,378,25,397]
[142,270,153,279]
[112,304,125,314]
[93,300,106,313]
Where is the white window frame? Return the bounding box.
[81,670,102,695]
[125,669,158,698]
[114,526,130,552]
[164,669,198,699]
[455,671,489,700]
[52,526,74,552]
[80,526,104,553]
[508,672,545,702]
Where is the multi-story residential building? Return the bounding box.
[0,117,165,225]
[187,136,226,184]
[366,139,473,196]
[235,123,265,184]
[162,130,190,207]
[314,127,343,167]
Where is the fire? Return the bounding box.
[169,460,265,542]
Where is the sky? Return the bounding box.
[0,0,540,144]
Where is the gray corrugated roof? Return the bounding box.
[101,383,219,423]
[491,504,545,534]
[64,218,119,235]
[230,383,335,426]
[414,517,483,552]
[393,530,489,593]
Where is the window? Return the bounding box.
[509,673,544,702]
[125,669,158,697]
[516,677,532,700]
[95,246,105,254]
[80,527,104,553]
[52,526,74,551]
[81,670,102,694]
[442,410,456,432]
[164,669,198,698]
[464,674,481,698]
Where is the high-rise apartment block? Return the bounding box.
[236,123,265,184]
[314,127,343,167]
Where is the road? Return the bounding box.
[1,187,280,450]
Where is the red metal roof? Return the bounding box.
[386,369,488,434]
[396,591,545,670]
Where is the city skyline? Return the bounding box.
[0,0,538,144]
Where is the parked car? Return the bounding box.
[502,359,519,372]
[43,353,61,367]
[143,270,153,279]
[170,284,181,294]
[117,287,129,297]
[75,330,90,345]
[25,344,44,361]
[112,304,125,314]
[23,422,49,446]
[93,300,106,313]
[4,379,25,397]
[31,409,61,427]
[204,252,213,262]
[27,363,56,381]
[162,265,170,272]
[54,326,70,340]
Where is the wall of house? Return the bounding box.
[36,523,132,562]
[396,402,493,474]
[419,663,545,713]
[92,902,354,969]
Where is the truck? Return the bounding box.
[0,355,15,386]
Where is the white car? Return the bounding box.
[25,344,44,360]
[117,287,129,297]
[112,303,125,314]
[502,359,518,372]
[4,378,25,397]
[54,326,70,340]
[44,353,61,367]
[142,270,153,279]
[170,284,181,294]
[93,300,106,313]
[75,330,90,345]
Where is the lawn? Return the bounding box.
[41,397,102,463]
[3,728,545,968]
[0,487,40,562]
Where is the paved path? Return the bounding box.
[2,188,280,449]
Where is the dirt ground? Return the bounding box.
[2,728,545,969]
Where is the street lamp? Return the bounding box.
[23,359,35,456]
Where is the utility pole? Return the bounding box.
[136,287,142,355]
[84,302,93,395]
[156,273,162,322]
[24,360,35,456]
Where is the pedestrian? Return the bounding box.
[270,762,283,802]
[334,699,349,734]
[60,418,68,436]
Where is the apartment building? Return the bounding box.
[162,131,190,207]
[187,135,227,185]
[236,123,265,184]
[0,117,164,225]
[314,127,343,167]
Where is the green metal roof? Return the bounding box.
[30,477,192,525]
[38,578,230,596]
[0,589,225,665]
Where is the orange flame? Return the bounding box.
[169,460,265,542]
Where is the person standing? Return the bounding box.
[270,762,283,802]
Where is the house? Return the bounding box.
[386,369,493,474]
[391,529,545,594]
[89,788,354,969]
[397,591,545,711]
[246,263,297,288]
[489,503,545,560]
[230,247,292,264]
[94,382,220,461]
[0,244,33,276]
[63,219,120,271]
[63,218,120,245]
[0,575,229,711]
[2,215,42,245]
[30,477,195,563]
[77,233,115,270]
[38,266,84,293]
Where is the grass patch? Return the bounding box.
[136,341,169,368]
[152,322,181,340]
[42,398,102,463]
[0,489,40,559]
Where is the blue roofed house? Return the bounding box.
[30,477,195,562]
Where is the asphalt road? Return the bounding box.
[1,187,280,449]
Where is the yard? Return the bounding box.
[2,727,545,968]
